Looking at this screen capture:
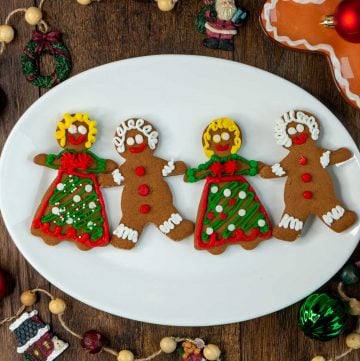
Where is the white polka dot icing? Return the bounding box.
[73,195,81,203]
[239,191,246,199]
[215,205,223,213]
[85,184,93,192]
[238,209,246,216]
[56,183,64,191]
[206,227,213,235]
[258,219,266,227]
[228,224,235,231]
[223,189,231,197]
[52,207,60,215]
[211,186,218,194]
[89,202,96,209]
[66,218,73,224]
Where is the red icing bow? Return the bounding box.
[210,160,238,177]
[31,30,63,55]
[60,152,92,172]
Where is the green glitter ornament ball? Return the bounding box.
[298,292,349,341]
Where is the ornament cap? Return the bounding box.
[321,15,335,27]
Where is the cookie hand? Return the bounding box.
[329,148,353,165]
[173,161,187,175]
[98,169,123,187]
[259,164,285,178]
[105,159,118,172]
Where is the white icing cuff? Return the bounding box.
[320,150,331,168]
[113,223,138,243]
[162,160,175,177]
[159,213,183,234]
[279,213,303,231]
[322,205,345,226]
[112,169,124,185]
[271,163,286,176]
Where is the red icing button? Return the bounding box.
[298,156,308,165]
[303,191,313,199]
[138,184,150,196]
[301,173,312,182]
[139,204,151,214]
[135,166,145,176]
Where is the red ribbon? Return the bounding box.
[31,30,63,55]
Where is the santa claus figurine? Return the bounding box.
[195,0,248,51]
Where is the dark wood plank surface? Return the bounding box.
[0,1,359,361]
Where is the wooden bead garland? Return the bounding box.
[0,288,222,361]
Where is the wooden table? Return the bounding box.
[1,1,359,360]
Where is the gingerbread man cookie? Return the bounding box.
[185,117,272,255]
[260,110,357,241]
[99,118,194,249]
[31,113,117,250]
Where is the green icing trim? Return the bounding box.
[201,181,269,241]
[41,175,104,241]
[45,149,106,173]
[186,154,258,183]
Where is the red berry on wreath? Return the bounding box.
[81,330,108,354]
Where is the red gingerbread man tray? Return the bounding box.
[260,0,360,111]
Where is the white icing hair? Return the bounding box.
[274,110,320,148]
[113,118,159,153]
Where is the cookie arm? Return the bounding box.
[34,153,61,169]
[159,158,187,177]
[105,159,118,172]
[98,168,124,188]
[320,148,353,168]
[260,158,288,179]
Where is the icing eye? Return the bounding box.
[68,125,77,134]
[135,134,144,144]
[78,125,87,135]
[221,132,230,141]
[287,127,296,135]
[126,137,135,146]
[213,134,221,143]
[296,124,305,133]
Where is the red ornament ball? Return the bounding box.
[0,268,7,299]
[334,0,360,43]
[81,330,107,354]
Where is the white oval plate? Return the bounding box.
[1,55,359,326]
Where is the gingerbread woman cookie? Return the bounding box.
[99,118,194,249]
[185,117,272,255]
[31,113,117,250]
[260,110,357,241]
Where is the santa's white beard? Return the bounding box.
[216,3,237,21]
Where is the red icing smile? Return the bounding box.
[292,132,308,145]
[129,143,147,153]
[215,144,230,151]
[68,134,86,145]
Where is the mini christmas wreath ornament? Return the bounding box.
[0,288,222,361]
[21,30,72,89]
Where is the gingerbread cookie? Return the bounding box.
[99,118,194,249]
[31,113,117,250]
[184,117,272,255]
[260,110,357,241]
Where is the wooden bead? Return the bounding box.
[20,290,37,306]
[346,333,360,349]
[24,7,42,25]
[0,25,15,43]
[77,0,93,4]
[203,344,221,360]
[49,298,66,314]
[117,350,134,361]
[160,337,177,353]
[349,298,360,315]
[156,0,176,11]
[311,356,326,361]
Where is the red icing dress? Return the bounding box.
[186,154,272,250]
[31,149,110,248]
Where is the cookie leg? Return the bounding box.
[318,204,357,233]
[273,211,308,242]
[156,211,194,241]
[31,227,62,246]
[111,218,144,250]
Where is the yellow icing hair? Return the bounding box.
[55,113,97,149]
[203,117,242,158]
